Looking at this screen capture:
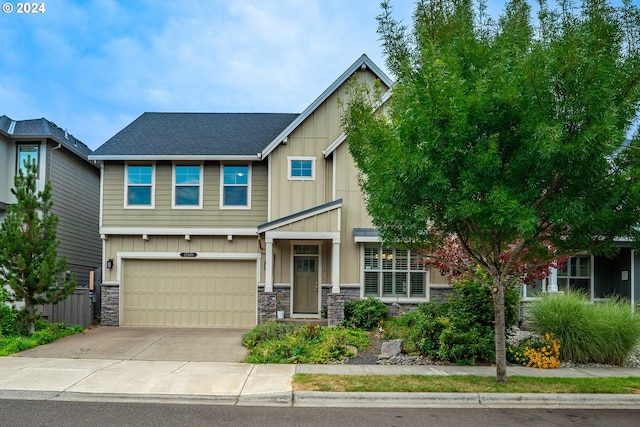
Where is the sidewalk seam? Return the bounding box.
[236,363,257,406]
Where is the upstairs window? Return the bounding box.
[126,164,154,207]
[222,165,250,208]
[173,164,202,208]
[288,156,315,180]
[17,144,39,175]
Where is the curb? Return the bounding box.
[292,391,640,408]
[2,389,639,408]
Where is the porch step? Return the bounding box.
[277,318,328,327]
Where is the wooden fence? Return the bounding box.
[38,268,102,329]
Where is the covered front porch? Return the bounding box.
[257,200,348,323]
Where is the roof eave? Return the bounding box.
[88,154,262,161]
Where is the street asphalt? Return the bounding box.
[0,326,639,408]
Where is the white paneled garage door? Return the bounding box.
[122,259,256,327]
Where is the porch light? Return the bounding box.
[106,259,113,269]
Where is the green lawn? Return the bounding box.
[293,374,640,394]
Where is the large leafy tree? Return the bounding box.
[0,160,76,334]
[342,0,640,382]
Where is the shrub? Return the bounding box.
[0,287,17,337]
[437,325,495,365]
[530,291,640,365]
[243,323,369,364]
[343,297,388,330]
[383,279,520,365]
[241,321,299,348]
[448,278,520,330]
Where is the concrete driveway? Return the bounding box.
[14,326,250,363]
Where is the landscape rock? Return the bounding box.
[380,339,403,358]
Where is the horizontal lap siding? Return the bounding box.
[50,148,101,284]
[102,161,267,228]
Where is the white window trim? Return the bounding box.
[287,156,316,181]
[124,162,155,209]
[16,143,40,178]
[360,245,429,300]
[172,163,204,209]
[220,163,252,210]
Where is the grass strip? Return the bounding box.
[293,374,640,394]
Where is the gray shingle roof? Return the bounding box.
[91,112,299,158]
[0,115,93,159]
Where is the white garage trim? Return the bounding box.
[116,251,260,326]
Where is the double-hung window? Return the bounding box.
[288,156,315,180]
[173,164,202,208]
[17,144,39,176]
[221,165,250,208]
[363,246,427,298]
[126,164,154,207]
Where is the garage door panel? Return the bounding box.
[123,259,256,327]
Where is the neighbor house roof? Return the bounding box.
[89,112,299,161]
[0,115,93,160]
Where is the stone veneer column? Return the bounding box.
[327,293,345,327]
[100,283,120,326]
[258,291,277,324]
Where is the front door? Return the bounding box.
[293,256,318,314]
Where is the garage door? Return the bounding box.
[122,259,256,327]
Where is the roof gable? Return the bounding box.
[261,54,393,158]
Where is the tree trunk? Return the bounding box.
[492,277,507,383]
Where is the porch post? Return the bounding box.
[265,236,274,293]
[331,239,340,293]
[548,267,558,293]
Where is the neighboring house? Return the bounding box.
[523,250,640,309]
[0,115,102,285]
[89,54,452,328]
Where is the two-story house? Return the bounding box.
[89,55,451,328]
[0,115,101,285]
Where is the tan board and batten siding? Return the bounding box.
[268,70,380,221]
[122,259,256,327]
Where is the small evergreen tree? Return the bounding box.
[0,159,76,334]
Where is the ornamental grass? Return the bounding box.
[529,291,640,365]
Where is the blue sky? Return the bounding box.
[0,0,634,150]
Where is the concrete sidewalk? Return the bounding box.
[1,356,639,408]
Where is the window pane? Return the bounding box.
[291,160,312,177]
[128,186,151,205]
[18,146,38,173]
[382,248,394,270]
[410,273,425,297]
[128,165,152,184]
[175,186,199,205]
[395,249,408,270]
[365,272,379,297]
[175,165,200,185]
[224,186,247,206]
[383,272,406,296]
[576,256,590,277]
[224,166,248,185]
[294,245,319,255]
[364,247,379,270]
